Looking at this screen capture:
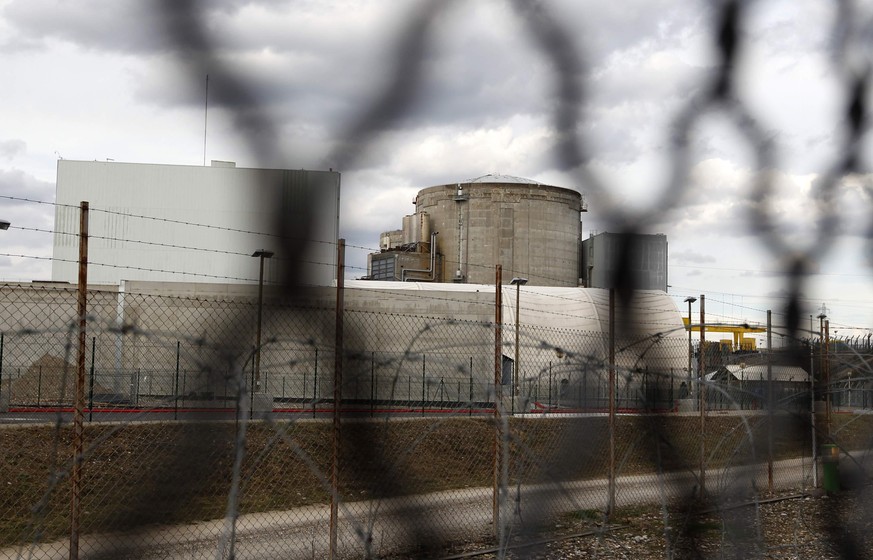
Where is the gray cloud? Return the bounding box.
[0,0,256,54]
[0,139,26,160]
[2,0,869,323]
[0,168,53,202]
[10,0,719,175]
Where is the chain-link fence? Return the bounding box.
[3,281,871,558]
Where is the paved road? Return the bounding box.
[2,452,834,560]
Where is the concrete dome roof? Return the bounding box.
[464,174,542,185]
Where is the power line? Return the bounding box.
[0,195,75,208]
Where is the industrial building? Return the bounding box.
[52,160,341,286]
[0,280,687,411]
[368,175,586,286]
[14,166,689,412]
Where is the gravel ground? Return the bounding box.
[424,489,873,559]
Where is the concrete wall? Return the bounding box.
[414,181,583,286]
[1,281,686,407]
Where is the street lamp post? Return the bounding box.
[0,220,8,417]
[510,277,528,415]
[816,306,834,455]
[684,296,697,388]
[252,250,274,392]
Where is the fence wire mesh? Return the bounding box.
[1,281,872,558]
[2,0,873,558]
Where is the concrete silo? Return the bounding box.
[414,174,585,286]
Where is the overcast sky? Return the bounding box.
[0,0,871,338]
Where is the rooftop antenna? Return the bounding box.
[203,74,209,166]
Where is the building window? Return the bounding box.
[370,255,396,281]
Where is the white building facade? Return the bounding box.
[52,160,340,286]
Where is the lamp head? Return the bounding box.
[510,277,528,286]
[684,296,697,304]
[252,250,274,259]
[0,220,10,230]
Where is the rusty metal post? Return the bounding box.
[698,294,706,499]
[0,333,4,409]
[608,288,616,516]
[493,265,502,537]
[767,310,773,493]
[70,201,88,560]
[809,321,818,488]
[824,319,830,439]
[329,239,345,560]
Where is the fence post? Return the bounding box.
[174,341,180,420]
[810,340,818,488]
[644,367,649,410]
[824,319,831,439]
[0,333,4,409]
[70,200,89,560]
[313,348,318,418]
[767,310,774,493]
[608,288,616,517]
[37,366,42,407]
[469,358,473,417]
[88,337,95,422]
[370,351,375,418]
[249,347,256,420]
[135,369,141,406]
[548,362,552,409]
[699,294,706,499]
[492,264,503,538]
[329,238,345,560]
[421,354,426,417]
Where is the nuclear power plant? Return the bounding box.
[367,174,587,286]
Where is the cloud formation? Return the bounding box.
[0,0,871,327]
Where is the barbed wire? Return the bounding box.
[2,195,382,254]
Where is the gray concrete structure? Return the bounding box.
[580,232,668,292]
[370,175,585,286]
[0,280,685,409]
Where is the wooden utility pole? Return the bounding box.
[698,294,706,499]
[493,265,503,537]
[70,201,89,560]
[329,239,345,559]
[767,310,773,493]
